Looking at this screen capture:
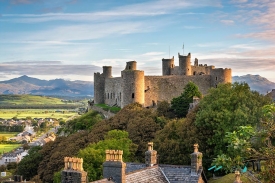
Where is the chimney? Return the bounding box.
[190,144,203,175]
[145,142,157,167]
[103,150,126,183]
[233,171,242,183]
[62,157,87,183]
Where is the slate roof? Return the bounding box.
[126,166,168,183]
[91,164,206,183]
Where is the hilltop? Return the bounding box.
[0,75,93,98]
[232,74,275,94]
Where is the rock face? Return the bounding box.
[232,74,275,94]
[0,75,93,98]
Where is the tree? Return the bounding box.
[171,81,202,118]
[78,130,137,181]
[16,146,43,180]
[195,82,271,161]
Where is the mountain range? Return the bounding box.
[232,74,275,94]
[0,74,274,98]
[0,75,93,98]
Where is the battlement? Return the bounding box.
[105,150,123,162]
[64,157,84,171]
[93,49,232,108]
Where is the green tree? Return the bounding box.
[16,146,43,180]
[171,81,202,118]
[78,130,137,181]
[195,82,271,160]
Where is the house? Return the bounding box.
[0,148,28,165]
[61,143,208,183]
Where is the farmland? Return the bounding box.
[0,109,79,120]
[0,144,21,153]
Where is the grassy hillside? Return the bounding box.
[0,95,65,105]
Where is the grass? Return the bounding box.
[94,103,121,113]
[0,109,78,120]
[0,132,18,138]
[0,95,66,105]
[208,173,254,183]
[0,144,21,154]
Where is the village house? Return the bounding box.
[61,143,208,183]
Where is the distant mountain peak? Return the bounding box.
[0,75,93,97]
[233,74,275,94]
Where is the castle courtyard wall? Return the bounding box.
[144,75,211,107]
[105,77,122,106]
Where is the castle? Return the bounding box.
[94,52,232,108]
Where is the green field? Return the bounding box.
[0,95,66,105]
[0,109,79,120]
[0,144,21,153]
[0,132,18,138]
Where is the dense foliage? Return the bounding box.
[195,82,270,160]
[78,130,137,181]
[171,81,202,118]
[63,110,103,133]
[0,125,24,132]
[17,146,43,180]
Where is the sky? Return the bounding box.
[0,0,274,82]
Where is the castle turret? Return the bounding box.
[94,66,112,104]
[103,66,112,78]
[121,61,144,108]
[179,52,191,75]
[210,68,232,88]
[162,56,174,76]
[125,61,137,70]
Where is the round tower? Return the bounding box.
[162,56,174,76]
[121,69,144,108]
[210,68,232,87]
[178,52,191,75]
[125,61,137,70]
[103,66,112,78]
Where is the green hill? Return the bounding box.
[0,94,83,109]
[0,95,65,105]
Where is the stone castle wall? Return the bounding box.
[144,75,211,107]
[105,77,122,106]
[93,51,232,108]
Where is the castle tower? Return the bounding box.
[194,58,198,66]
[103,66,112,78]
[210,68,232,88]
[162,56,174,76]
[145,142,157,167]
[94,66,112,104]
[121,61,144,108]
[178,52,191,75]
[190,144,203,175]
[125,61,137,70]
[103,150,126,183]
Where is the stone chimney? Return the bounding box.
[103,150,126,183]
[234,171,242,183]
[190,144,203,175]
[145,142,157,167]
[61,157,87,183]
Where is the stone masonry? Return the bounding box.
[94,51,232,108]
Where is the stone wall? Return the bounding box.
[91,105,115,119]
[144,75,211,107]
[105,77,122,106]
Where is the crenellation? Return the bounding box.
[94,49,231,108]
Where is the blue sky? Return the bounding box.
[0,0,274,82]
